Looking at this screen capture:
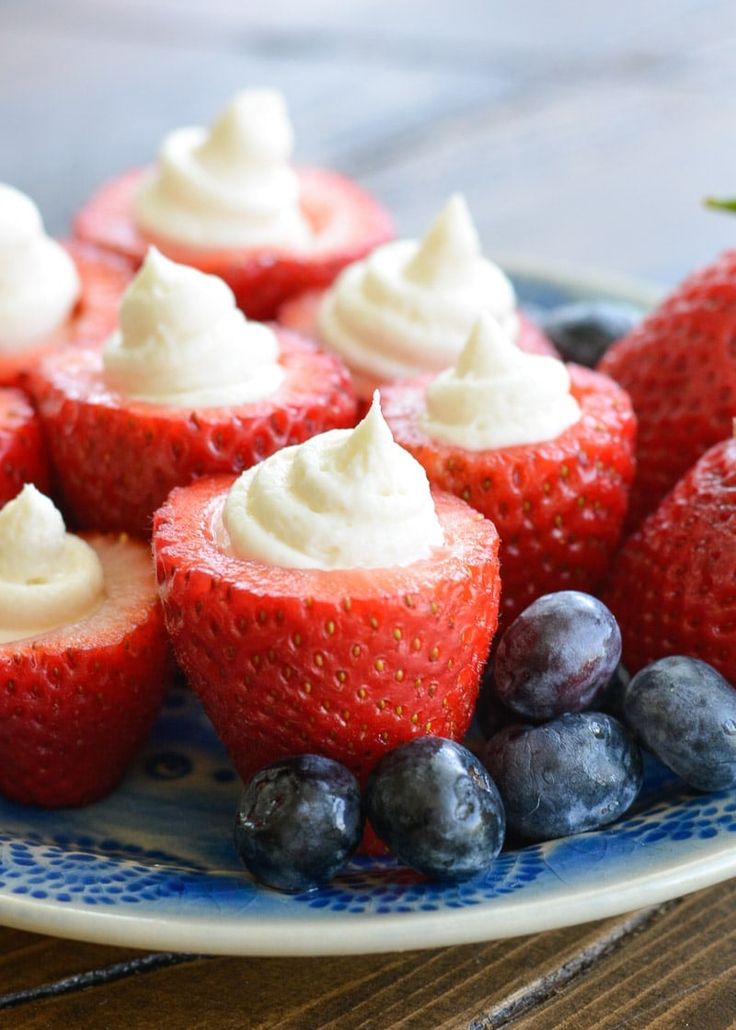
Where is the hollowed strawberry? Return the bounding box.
[0,388,50,501]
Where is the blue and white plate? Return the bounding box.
[2,266,734,958]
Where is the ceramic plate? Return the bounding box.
[3,267,734,959]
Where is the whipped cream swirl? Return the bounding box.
[0,485,105,644]
[0,183,80,348]
[104,248,284,407]
[134,89,312,250]
[420,311,581,451]
[222,394,444,570]
[317,194,518,392]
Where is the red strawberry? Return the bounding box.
[278,288,561,363]
[382,365,636,626]
[73,168,394,321]
[0,242,130,388]
[0,532,172,807]
[598,251,736,529]
[0,388,50,501]
[605,436,736,680]
[27,328,358,536]
[152,476,500,785]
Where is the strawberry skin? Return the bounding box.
[599,251,736,529]
[278,288,561,363]
[0,533,173,807]
[0,242,130,388]
[605,436,736,680]
[382,365,636,626]
[28,328,357,536]
[0,388,50,502]
[73,168,394,321]
[153,477,500,784]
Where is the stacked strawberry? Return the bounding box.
[599,250,736,529]
[605,436,736,682]
[383,365,636,626]
[153,476,500,785]
[74,168,393,321]
[0,388,50,502]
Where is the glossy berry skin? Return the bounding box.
[383,365,636,626]
[484,713,642,841]
[234,754,363,893]
[74,168,394,320]
[0,388,51,502]
[599,251,736,528]
[153,477,500,786]
[28,328,357,535]
[541,301,641,368]
[366,737,505,883]
[605,437,736,681]
[624,656,736,792]
[492,592,622,721]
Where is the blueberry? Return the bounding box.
[366,737,505,883]
[541,301,641,367]
[484,713,642,841]
[476,660,513,739]
[234,755,363,892]
[599,663,631,721]
[494,591,622,721]
[624,656,736,792]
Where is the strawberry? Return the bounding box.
[598,251,736,529]
[605,436,736,680]
[73,168,394,321]
[0,532,172,807]
[0,388,50,501]
[152,476,500,785]
[0,242,130,388]
[28,328,358,536]
[382,365,636,626]
[278,288,561,363]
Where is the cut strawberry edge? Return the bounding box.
[28,327,358,535]
[154,477,499,607]
[0,532,172,807]
[277,288,561,373]
[0,242,131,390]
[0,387,51,501]
[73,168,394,320]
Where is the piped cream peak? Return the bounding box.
[334,392,394,475]
[454,311,520,378]
[199,88,295,168]
[405,194,482,288]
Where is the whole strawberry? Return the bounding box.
[383,364,635,626]
[605,436,736,679]
[599,250,736,528]
[153,476,500,785]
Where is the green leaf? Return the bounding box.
[704,196,736,214]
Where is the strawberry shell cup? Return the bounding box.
[0,532,173,807]
[0,242,131,388]
[278,289,562,401]
[152,476,500,786]
[382,364,636,626]
[0,387,51,502]
[73,168,394,322]
[27,327,358,537]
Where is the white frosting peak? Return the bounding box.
[0,183,80,348]
[221,393,444,570]
[0,485,105,643]
[316,194,518,394]
[134,89,311,250]
[103,248,284,407]
[420,312,582,451]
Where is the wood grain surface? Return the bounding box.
[1,1,736,1026]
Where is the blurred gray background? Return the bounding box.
[2,0,735,286]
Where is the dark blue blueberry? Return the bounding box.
[541,301,641,367]
[494,591,621,721]
[624,656,736,792]
[475,660,513,739]
[599,663,631,721]
[234,755,363,893]
[365,737,505,883]
[484,712,642,841]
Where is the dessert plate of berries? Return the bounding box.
[3,256,736,958]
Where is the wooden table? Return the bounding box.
[2,1,736,1025]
